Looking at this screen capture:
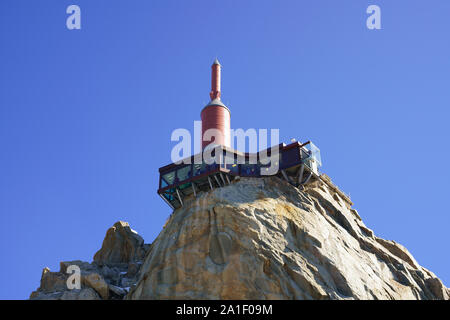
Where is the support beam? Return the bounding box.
[208,176,214,190]
[281,169,292,184]
[297,164,305,186]
[219,173,226,186]
[159,193,175,210]
[301,172,313,185]
[175,188,183,207]
[191,182,197,197]
[226,175,231,185]
[214,175,222,187]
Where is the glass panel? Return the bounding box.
[176,165,191,182]
[310,142,322,167]
[161,178,168,188]
[192,162,219,176]
[193,163,207,176]
[303,142,322,175]
[162,171,175,185]
[163,192,174,201]
[179,182,190,190]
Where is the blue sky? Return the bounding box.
[1,0,449,299]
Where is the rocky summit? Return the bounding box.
[30,176,449,300]
[30,221,150,300]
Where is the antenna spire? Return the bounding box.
[210,58,221,100]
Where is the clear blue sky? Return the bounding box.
[1,0,449,299]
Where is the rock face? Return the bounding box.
[30,221,149,300]
[127,176,449,300]
[94,221,147,265]
[30,177,449,300]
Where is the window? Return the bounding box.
[193,163,206,176]
[176,165,191,182]
[162,171,176,185]
[163,189,175,201]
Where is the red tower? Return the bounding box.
[201,59,231,149]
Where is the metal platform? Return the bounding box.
[157,141,322,210]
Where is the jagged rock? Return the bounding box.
[60,290,79,300]
[79,288,101,300]
[93,221,147,265]
[127,262,140,277]
[60,288,101,300]
[127,176,449,300]
[60,260,98,274]
[39,268,67,293]
[109,284,128,297]
[29,178,449,300]
[121,277,136,288]
[374,238,420,269]
[30,222,147,300]
[82,273,109,299]
[30,291,63,300]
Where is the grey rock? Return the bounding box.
[127,176,449,300]
[109,284,127,297]
[30,222,146,300]
[93,221,147,265]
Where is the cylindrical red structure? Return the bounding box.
[201,104,230,148]
[210,62,221,100]
[201,59,231,149]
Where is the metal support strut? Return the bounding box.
[175,188,183,207]
[214,175,222,187]
[208,176,214,190]
[297,164,305,186]
[191,182,197,197]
